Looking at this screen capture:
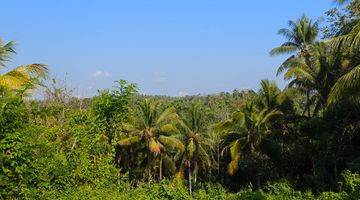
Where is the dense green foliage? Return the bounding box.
[0,0,360,199]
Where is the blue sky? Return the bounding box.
[0,0,335,97]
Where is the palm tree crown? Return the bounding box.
[0,38,48,94]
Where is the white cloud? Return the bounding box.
[92,70,111,78]
[178,91,188,97]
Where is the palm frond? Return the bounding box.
[227,157,239,176]
[159,124,181,135]
[0,40,15,67]
[328,65,360,104]
[149,138,161,154]
[122,122,140,133]
[16,64,48,78]
[159,135,185,152]
[156,107,178,124]
[270,45,298,56]
[198,145,211,169]
[118,136,141,146]
[229,140,241,161]
[0,69,30,89]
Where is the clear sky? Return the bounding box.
[0,0,335,97]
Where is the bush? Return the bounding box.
[340,170,360,199]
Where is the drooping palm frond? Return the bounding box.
[0,38,48,93]
[197,144,211,169]
[118,135,141,146]
[328,65,360,104]
[159,124,180,135]
[158,135,185,152]
[0,39,15,68]
[122,122,139,133]
[284,65,315,82]
[156,107,178,124]
[258,109,283,127]
[0,70,29,89]
[258,80,281,110]
[270,44,299,56]
[16,64,48,78]
[331,19,360,50]
[149,138,161,153]
[227,140,241,176]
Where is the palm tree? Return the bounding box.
[257,80,281,110]
[328,65,360,104]
[118,99,184,181]
[0,38,48,94]
[177,103,211,194]
[284,42,358,110]
[327,0,360,104]
[270,15,319,75]
[331,0,359,49]
[206,127,225,179]
[220,102,282,176]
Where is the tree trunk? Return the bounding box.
[281,136,284,178]
[194,162,198,183]
[159,155,163,181]
[188,160,192,195]
[147,149,152,183]
[334,161,338,180]
[217,146,220,178]
[312,157,316,177]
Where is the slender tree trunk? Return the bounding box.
[147,150,151,183]
[159,155,163,181]
[312,157,316,177]
[281,137,284,178]
[217,146,220,178]
[334,161,338,180]
[194,162,198,183]
[188,160,192,195]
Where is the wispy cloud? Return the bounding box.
[178,91,188,97]
[92,70,111,78]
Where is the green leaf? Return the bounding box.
[159,135,185,152]
[118,136,141,146]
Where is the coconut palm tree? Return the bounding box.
[177,103,211,194]
[331,0,360,49]
[118,99,184,181]
[270,15,319,75]
[206,127,225,179]
[220,102,282,176]
[328,65,360,104]
[0,38,48,94]
[257,80,281,110]
[327,0,360,104]
[284,42,358,110]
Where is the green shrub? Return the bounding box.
[340,170,360,199]
[264,181,315,200]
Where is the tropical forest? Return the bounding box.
[0,0,360,199]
